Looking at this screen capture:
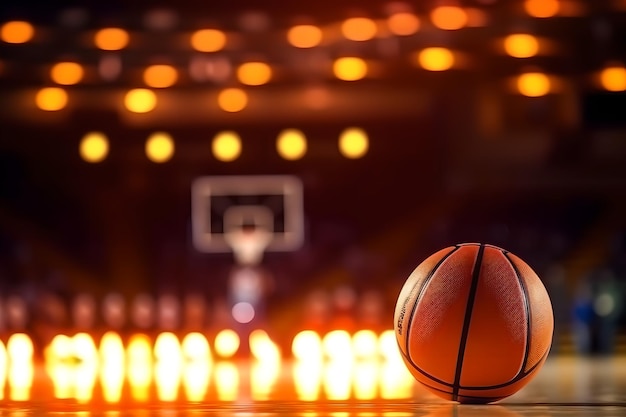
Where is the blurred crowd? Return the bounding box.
[0,194,624,356]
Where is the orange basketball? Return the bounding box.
[394,243,554,403]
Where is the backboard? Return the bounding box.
[191,175,304,257]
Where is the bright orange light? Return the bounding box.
[46,334,73,362]
[352,330,379,360]
[9,360,33,401]
[1,21,34,44]
[125,88,157,113]
[73,361,98,404]
[600,66,626,92]
[145,132,175,163]
[237,62,272,86]
[504,34,539,58]
[214,361,239,401]
[126,334,153,402]
[44,333,98,403]
[380,359,415,399]
[417,47,454,71]
[212,131,242,162]
[127,361,152,402]
[378,330,401,362]
[46,362,74,399]
[154,332,182,364]
[387,12,420,36]
[339,127,369,159]
[7,333,34,363]
[214,329,240,358]
[181,332,211,362]
[333,57,367,81]
[80,132,109,163]
[182,360,211,401]
[94,28,129,50]
[251,359,281,400]
[99,331,125,364]
[127,334,152,364]
[341,17,377,41]
[353,361,379,400]
[191,29,227,52]
[144,64,178,88]
[217,88,248,112]
[430,6,468,30]
[0,341,7,400]
[46,359,99,404]
[249,329,281,363]
[517,72,551,97]
[71,332,98,363]
[524,0,560,18]
[292,330,323,361]
[287,25,322,48]
[154,360,183,402]
[322,330,353,362]
[51,62,84,85]
[0,340,6,368]
[100,358,124,403]
[292,361,322,401]
[35,87,68,111]
[323,360,352,400]
[277,129,307,160]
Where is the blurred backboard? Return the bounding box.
[191,175,304,257]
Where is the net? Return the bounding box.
[224,226,273,266]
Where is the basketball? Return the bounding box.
[394,243,554,403]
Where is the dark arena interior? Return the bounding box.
[0,0,625,416]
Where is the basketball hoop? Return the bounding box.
[190,175,304,255]
[224,226,273,266]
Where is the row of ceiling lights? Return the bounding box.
[4,26,625,105]
[79,128,369,163]
[35,35,624,86]
[3,0,624,101]
[0,0,572,47]
[31,64,626,114]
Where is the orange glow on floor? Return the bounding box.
[251,359,281,401]
[100,357,125,403]
[214,361,239,401]
[182,360,211,401]
[1,329,418,404]
[154,360,183,402]
[8,359,33,401]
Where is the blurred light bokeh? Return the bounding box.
[0,1,625,406]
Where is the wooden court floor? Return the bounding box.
[0,355,624,417]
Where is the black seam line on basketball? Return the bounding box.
[416,379,503,402]
[452,243,485,402]
[402,339,551,393]
[457,347,550,390]
[502,251,533,376]
[408,345,550,392]
[397,347,455,387]
[405,346,550,392]
[403,245,461,366]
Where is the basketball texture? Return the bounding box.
[394,243,554,403]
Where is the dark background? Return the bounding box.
[0,0,625,354]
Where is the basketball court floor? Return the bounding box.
[0,354,624,417]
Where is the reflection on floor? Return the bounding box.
[0,331,624,417]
